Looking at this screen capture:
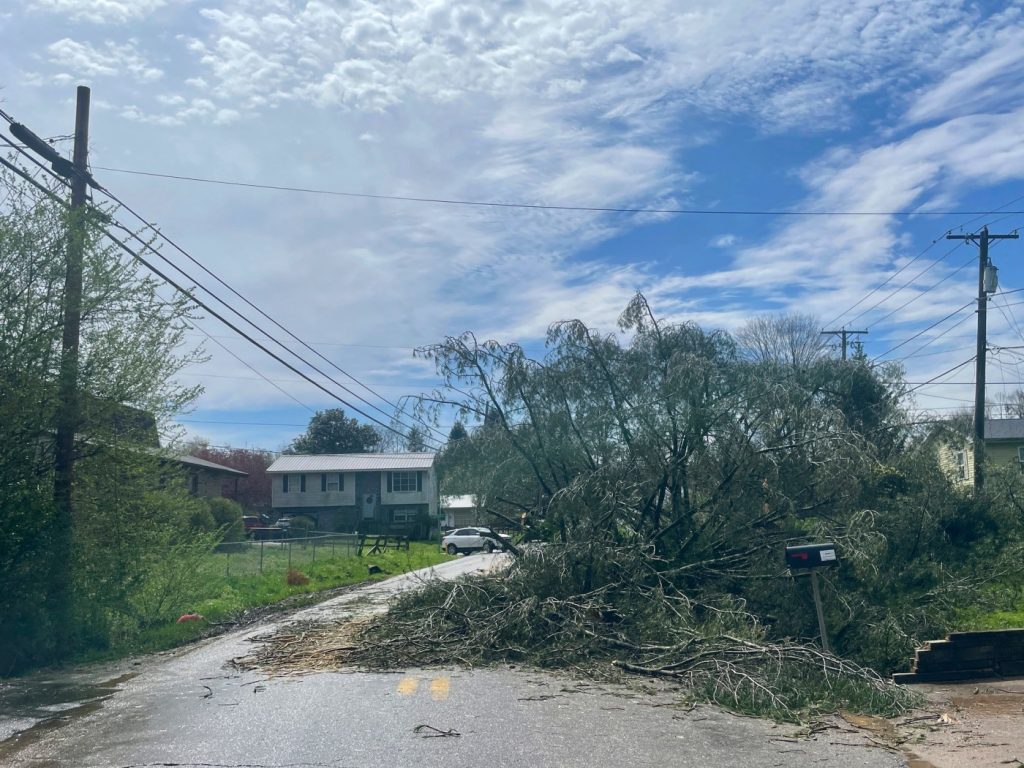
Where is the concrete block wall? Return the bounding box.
[893,629,1024,683]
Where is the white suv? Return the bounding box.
[441,527,508,555]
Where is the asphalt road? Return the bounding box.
[0,554,906,768]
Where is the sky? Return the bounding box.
[3,0,1024,453]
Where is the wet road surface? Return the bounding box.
[1,554,906,767]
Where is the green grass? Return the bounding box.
[956,583,1024,632]
[82,542,452,661]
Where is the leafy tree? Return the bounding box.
[448,421,468,442]
[413,294,1018,670]
[190,445,274,513]
[405,425,428,452]
[287,408,381,454]
[0,166,204,671]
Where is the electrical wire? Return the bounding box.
[893,313,975,363]
[93,179,449,444]
[826,193,1024,329]
[872,301,975,361]
[194,328,317,413]
[2,131,444,448]
[905,356,976,394]
[1,130,445,448]
[0,147,441,449]
[91,164,1024,218]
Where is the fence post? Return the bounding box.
[288,541,292,570]
[260,540,264,573]
[313,537,317,563]
[226,551,230,576]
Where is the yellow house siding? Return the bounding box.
[937,441,973,486]
[937,438,1024,486]
[987,442,1024,469]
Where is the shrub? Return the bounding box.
[208,497,245,541]
[286,569,310,586]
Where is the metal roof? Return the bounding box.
[174,454,249,476]
[985,419,1024,440]
[267,453,436,473]
[441,494,477,509]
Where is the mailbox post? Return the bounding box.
[785,544,839,653]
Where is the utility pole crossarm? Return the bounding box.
[821,329,868,361]
[946,226,1019,491]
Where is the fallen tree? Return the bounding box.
[236,296,1023,719]
[238,541,916,720]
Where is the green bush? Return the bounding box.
[208,497,245,541]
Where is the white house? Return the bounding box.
[266,452,438,537]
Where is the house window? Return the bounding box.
[282,475,289,493]
[300,474,306,492]
[321,473,327,492]
[324,473,344,492]
[392,507,418,523]
[955,450,967,480]
[390,471,420,493]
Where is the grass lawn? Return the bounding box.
[85,541,452,661]
[957,583,1024,632]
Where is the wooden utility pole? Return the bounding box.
[820,328,867,361]
[51,85,91,635]
[947,226,1018,491]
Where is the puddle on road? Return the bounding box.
[0,672,136,759]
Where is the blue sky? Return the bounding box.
[3,0,1024,452]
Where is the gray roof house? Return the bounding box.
[938,418,1024,486]
[174,454,248,499]
[266,453,438,537]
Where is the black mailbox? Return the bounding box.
[785,543,838,569]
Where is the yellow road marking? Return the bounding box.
[397,677,419,695]
[430,676,450,701]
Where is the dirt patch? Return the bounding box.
[890,679,1024,768]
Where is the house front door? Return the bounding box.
[361,493,376,520]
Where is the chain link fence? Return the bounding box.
[212,533,364,576]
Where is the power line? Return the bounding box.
[897,342,975,362]
[868,251,975,329]
[194,329,316,413]
[905,356,976,394]
[0,145,441,449]
[824,237,945,328]
[826,194,1024,329]
[1,130,445,449]
[893,313,975,363]
[1,125,444,449]
[91,183,449,445]
[91,164,1024,218]
[872,301,974,361]
[184,332,421,350]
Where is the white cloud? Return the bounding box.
[29,0,169,24]
[10,0,1024,446]
[607,44,643,64]
[47,38,163,82]
[906,16,1024,125]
